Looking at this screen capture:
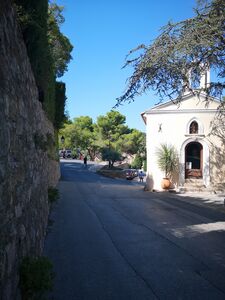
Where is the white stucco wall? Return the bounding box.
[143,93,222,190]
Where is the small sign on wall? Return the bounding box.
[186,162,192,169]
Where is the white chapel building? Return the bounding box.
[142,71,225,192]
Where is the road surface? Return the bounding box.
[44,160,225,299]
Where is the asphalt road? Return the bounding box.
[44,160,225,300]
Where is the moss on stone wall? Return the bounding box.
[14,0,55,124]
[55,81,67,129]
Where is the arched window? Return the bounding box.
[189,121,198,134]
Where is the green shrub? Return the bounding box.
[131,154,143,169]
[54,82,67,129]
[143,160,147,172]
[48,187,59,203]
[19,256,54,300]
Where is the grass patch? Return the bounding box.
[19,256,54,300]
[48,187,59,204]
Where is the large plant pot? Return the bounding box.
[161,178,171,189]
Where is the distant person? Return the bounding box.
[83,156,87,167]
[139,170,144,182]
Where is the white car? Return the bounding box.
[65,150,72,158]
[59,149,72,158]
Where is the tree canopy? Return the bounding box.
[14,0,73,126]
[48,3,73,78]
[119,129,146,155]
[116,0,225,106]
[59,116,97,160]
[96,111,129,147]
[59,111,146,167]
[95,111,130,167]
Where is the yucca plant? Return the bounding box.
[156,143,178,178]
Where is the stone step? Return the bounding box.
[184,183,205,187]
[179,187,208,193]
[185,178,204,184]
[180,179,209,192]
[184,185,207,190]
[179,181,225,194]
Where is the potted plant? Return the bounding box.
[156,143,178,189]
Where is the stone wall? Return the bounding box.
[0,1,60,299]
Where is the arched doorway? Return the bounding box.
[185,142,203,178]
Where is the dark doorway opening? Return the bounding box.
[185,142,203,178]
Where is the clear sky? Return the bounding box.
[57,0,196,132]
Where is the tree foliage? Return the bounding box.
[14,0,73,126]
[96,111,129,147]
[96,111,130,167]
[54,82,67,129]
[71,116,98,160]
[14,0,54,116]
[59,116,98,160]
[119,129,146,155]
[48,3,73,78]
[116,0,225,106]
[59,111,146,166]
[131,154,143,169]
[101,148,121,168]
[209,96,225,141]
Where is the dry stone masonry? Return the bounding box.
[0,1,60,299]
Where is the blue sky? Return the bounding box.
[57,0,196,131]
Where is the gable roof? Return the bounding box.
[141,92,220,123]
[141,91,221,124]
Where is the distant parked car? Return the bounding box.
[59,149,72,158]
[125,169,138,180]
[59,149,64,157]
[65,149,72,158]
